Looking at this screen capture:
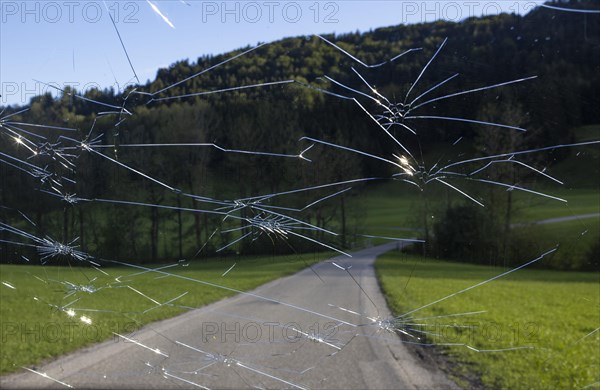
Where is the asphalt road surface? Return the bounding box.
[533,213,600,225]
[2,243,458,389]
[511,213,600,228]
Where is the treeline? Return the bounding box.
[1,3,598,264]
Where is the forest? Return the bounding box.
[1,2,599,267]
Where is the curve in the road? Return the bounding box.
[1,243,458,390]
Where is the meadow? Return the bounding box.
[375,251,600,389]
[0,252,330,375]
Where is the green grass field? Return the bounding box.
[375,251,600,389]
[353,182,422,229]
[511,217,599,270]
[0,252,330,375]
[352,177,598,237]
[512,188,599,223]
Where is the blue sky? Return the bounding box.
[0,1,545,106]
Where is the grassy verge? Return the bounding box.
[0,252,330,375]
[375,251,599,389]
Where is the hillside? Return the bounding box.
[1,2,599,264]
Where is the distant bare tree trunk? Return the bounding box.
[204,214,210,242]
[340,194,347,248]
[502,169,515,265]
[78,209,85,251]
[62,207,69,243]
[420,189,430,256]
[192,199,202,250]
[316,209,324,242]
[150,207,159,261]
[36,209,44,235]
[186,177,203,250]
[177,196,183,259]
[126,210,138,258]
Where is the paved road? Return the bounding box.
[511,213,600,228]
[1,243,458,389]
[532,213,600,225]
[379,213,600,231]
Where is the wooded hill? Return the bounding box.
[1,2,598,264]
